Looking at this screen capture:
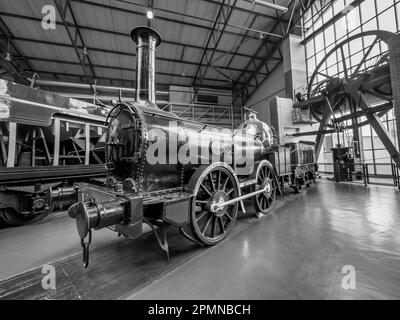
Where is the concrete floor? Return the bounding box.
[1,180,400,299]
[130,181,400,300]
[0,213,117,280]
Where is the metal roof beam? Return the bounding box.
[201,0,291,22]
[192,0,228,88]
[19,55,255,86]
[0,11,268,63]
[35,71,238,91]
[70,0,276,43]
[114,0,282,40]
[233,0,317,104]
[225,14,258,69]
[192,0,238,100]
[233,19,284,98]
[0,16,32,84]
[54,0,96,93]
[0,34,268,76]
[233,0,299,88]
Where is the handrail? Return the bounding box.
[177,105,193,117]
[167,102,232,108]
[195,107,213,121]
[164,102,234,126]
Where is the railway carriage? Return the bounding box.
[0,80,107,226]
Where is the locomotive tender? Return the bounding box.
[65,27,317,267]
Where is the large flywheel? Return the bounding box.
[307,30,394,129]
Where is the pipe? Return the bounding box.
[228,22,284,38]
[130,26,161,106]
[33,79,169,95]
[248,0,288,13]
[55,93,170,105]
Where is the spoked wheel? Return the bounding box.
[188,164,239,246]
[252,162,276,215]
[0,208,48,227]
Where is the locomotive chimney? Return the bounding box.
[130,26,161,106]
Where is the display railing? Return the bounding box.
[161,102,235,127]
[317,162,400,189]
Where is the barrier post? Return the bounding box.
[363,164,368,187]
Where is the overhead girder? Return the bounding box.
[192,0,238,101]
[0,11,271,64]
[233,0,318,105]
[54,0,97,93]
[71,0,282,42]
[0,16,32,84]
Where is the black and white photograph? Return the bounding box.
[0,0,399,305]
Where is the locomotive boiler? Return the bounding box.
[66,26,311,268]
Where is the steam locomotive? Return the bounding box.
[64,27,317,267]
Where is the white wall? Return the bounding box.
[244,63,286,125]
[244,35,317,145]
[282,34,308,98]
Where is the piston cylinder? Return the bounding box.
[49,187,78,210]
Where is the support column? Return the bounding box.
[282,34,308,99]
[315,108,333,160]
[85,123,90,166]
[387,35,400,165]
[53,118,60,166]
[6,122,16,168]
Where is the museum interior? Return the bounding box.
[0,0,399,300]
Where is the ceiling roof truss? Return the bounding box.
[54,0,97,93]
[233,0,318,104]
